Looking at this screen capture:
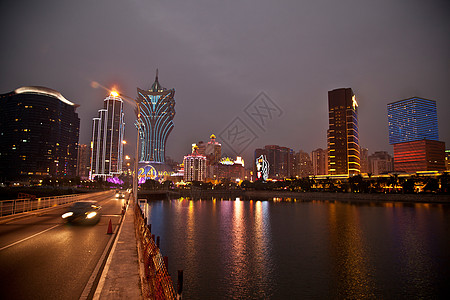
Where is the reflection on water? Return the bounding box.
[147,198,450,299]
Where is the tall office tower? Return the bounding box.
[327,88,360,175]
[294,150,313,178]
[368,151,393,175]
[445,150,450,171]
[360,147,369,173]
[90,91,125,180]
[183,146,206,182]
[254,145,292,179]
[387,97,445,172]
[206,134,222,165]
[77,144,90,179]
[0,86,80,181]
[136,70,175,163]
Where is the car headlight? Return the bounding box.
[86,211,97,219]
[62,212,74,219]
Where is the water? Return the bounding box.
[146,198,450,299]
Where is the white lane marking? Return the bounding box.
[0,224,61,251]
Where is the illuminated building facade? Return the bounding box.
[387,97,445,172]
[183,146,206,182]
[393,140,445,172]
[254,145,292,179]
[0,86,80,181]
[136,70,175,163]
[388,97,438,144]
[311,148,328,176]
[90,92,125,180]
[327,88,360,175]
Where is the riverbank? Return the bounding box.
[174,189,450,204]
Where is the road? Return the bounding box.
[0,191,127,299]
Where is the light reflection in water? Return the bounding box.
[147,198,449,299]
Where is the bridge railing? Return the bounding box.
[134,203,177,300]
[0,191,110,217]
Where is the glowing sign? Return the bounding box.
[352,95,358,110]
[256,155,269,181]
[138,165,158,184]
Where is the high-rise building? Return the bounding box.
[445,149,450,171]
[90,91,125,180]
[368,151,393,175]
[206,134,221,165]
[388,97,439,144]
[387,97,445,172]
[311,148,328,176]
[327,88,360,175]
[183,146,206,182]
[0,86,80,181]
[254,145,292,179]
[293,150,313,178]
[77,144,90,179]
[136,70,175,163]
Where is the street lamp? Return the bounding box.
[91,81,140,203]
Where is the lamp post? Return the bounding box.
[91,81,140,203]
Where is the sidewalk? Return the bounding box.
[93,204,142,299]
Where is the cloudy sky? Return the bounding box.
[1,0,449,163]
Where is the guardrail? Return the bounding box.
[0,191,110,217]
[135,203,178,299]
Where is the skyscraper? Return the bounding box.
[136,70,175,163]
[254,145,292,179]
[90,91,125,180]
[0,86,80,181]
[387,97,445,172]
[327,88,360,175]
[388,97,438,144]
[77,144,89,179]
[206,134,221,165]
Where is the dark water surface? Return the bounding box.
[146,198,450,299]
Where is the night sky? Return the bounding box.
[1,0,449,164]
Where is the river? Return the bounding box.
[146,198,450,299]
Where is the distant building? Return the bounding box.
[206,134,221,165]
[327,88,360,175]
[136,70,175,163]
[387,97,445,172]
[293,150,313,178]
[0,86,80,181]
[90,91,125,180]
[311,148,328,176]
[208,156,247,182]
[77,144,90,179]
[254,145,292,179]
[368,151,393,175]
[196,141,206,156]
[360,147,369,173]
[183,146,206,182]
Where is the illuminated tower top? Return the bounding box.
[136,70,175,163]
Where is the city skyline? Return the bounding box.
[1,0,449,164]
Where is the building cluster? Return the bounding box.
[0,75,448,185]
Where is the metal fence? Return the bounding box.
[135,203,177,300]
[0,191,110,217]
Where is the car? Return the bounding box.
[62,201,102,224]
[115,192,125,199]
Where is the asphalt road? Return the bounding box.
[0,191,127,300]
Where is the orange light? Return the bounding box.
[110,90,119,97]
